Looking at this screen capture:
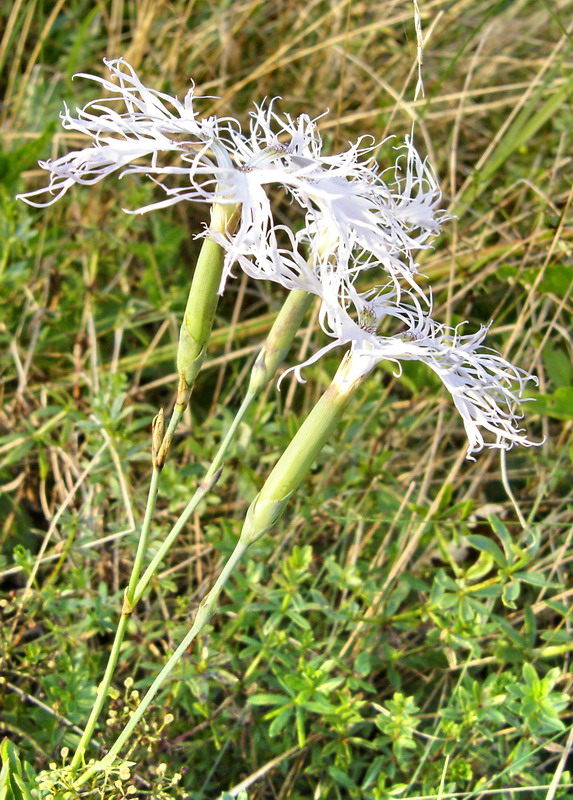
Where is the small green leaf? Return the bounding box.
[533,387,573,420]
[514,571,560,588]
[247,693,287,707]
[303,698,333,714]
[361,755,386,789]
[543,342,573,388]
[522,663,539,687]
[502,578,521,609]
[354,651,373,677]
[295,707,306,746]
[317,677,344,694]
[488,515,515,560]
[328,766,359,791]
[465,551,495,582]
[268,707,293,737]
[0,740,32,800]
[285,610,310,630]
[467,534,507,568]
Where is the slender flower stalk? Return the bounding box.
[246,288,313,396]
[74,537,251,789]
[74,350,373,788]
[69,465,161,773]
[69,202,236,773]
[131,288,314,605]
[69,286,312,772]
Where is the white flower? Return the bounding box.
[16,58,537,458]
[17,58,447,295]
[210,126,447,295]
[16,58,217,207]
[295,135,448,294]
[284,261,538,459]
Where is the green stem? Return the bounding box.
[247,289,313,396]
[70,288,312,773]
[69,396,240,775]
[74,352,371,786]
[70,206,236,774]
[133,389,255,604]
[134,288,313,603]
[74,538,250,789]
[70,466,161,772]
[125,466,161,608]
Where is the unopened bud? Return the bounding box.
[151,409,165,468]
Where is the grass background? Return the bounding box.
[1,0,572,798]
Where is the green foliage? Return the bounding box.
[0,739,34,800]
[374,693,420,761]
[1,0,572,798]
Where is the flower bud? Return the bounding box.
[151,409,165,469]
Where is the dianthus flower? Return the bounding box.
[16,59,538,458]
[279,252,538,459]
[17,58,445,294]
